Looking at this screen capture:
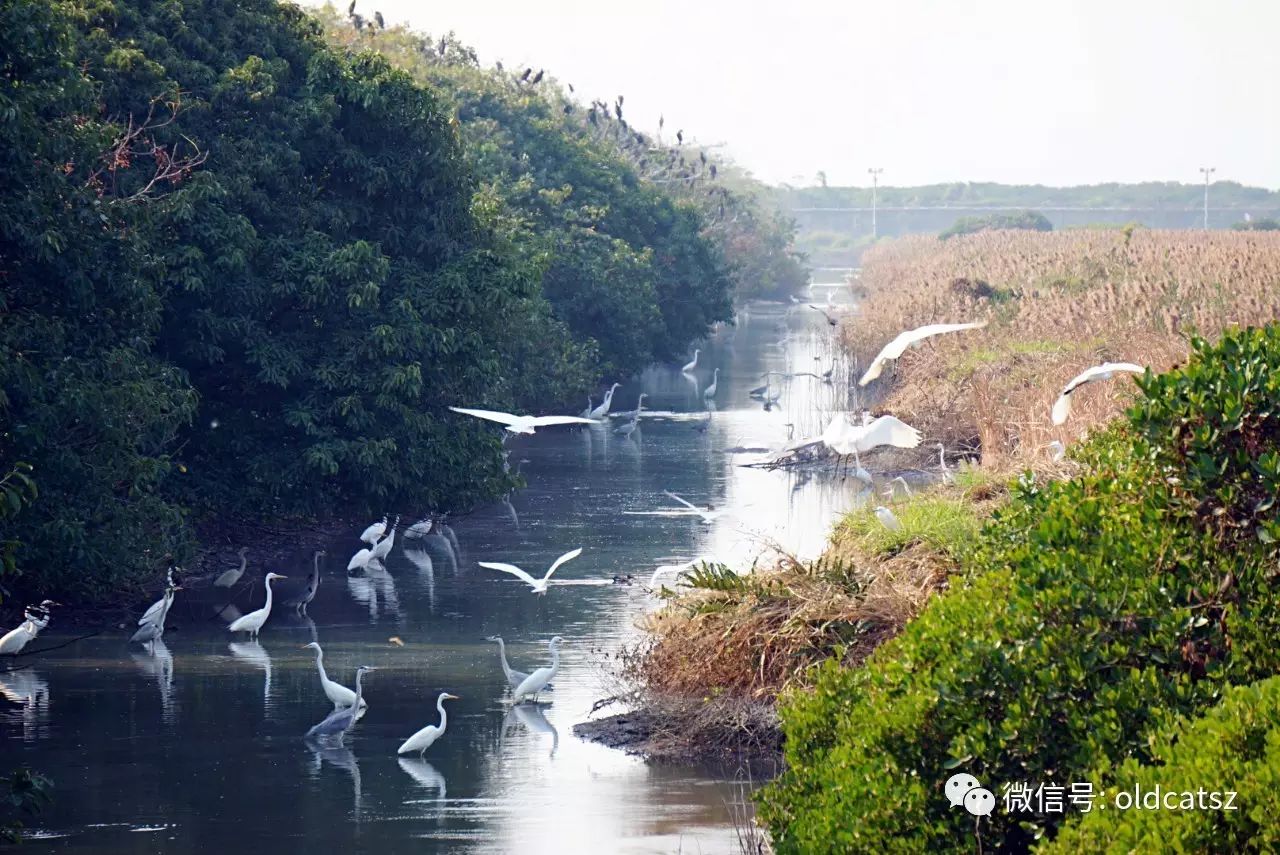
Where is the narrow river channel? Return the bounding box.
[3,295,872,854]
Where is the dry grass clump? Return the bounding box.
[845,229,1280,465]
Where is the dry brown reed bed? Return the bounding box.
[845,229,1280,465]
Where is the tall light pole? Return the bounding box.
[1199,166,1215,230]
[868,167,883,239]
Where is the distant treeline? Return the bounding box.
[0,0,805,601]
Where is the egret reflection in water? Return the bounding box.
[0,667,50,741]
[130,638,176,723]
[505,701,559,759]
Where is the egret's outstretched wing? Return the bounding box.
[859,322,987,386]
[1051,362,1145,425]
[478,562,539,587]
[448,407,521,426]
[855,415,922,452]
[663,490,700,512]
[527,415,598,427]
[544,547,583,580]
[819,413,850,448]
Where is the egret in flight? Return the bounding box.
[214,547,249,588]
[485,636,530,691]
[228,572,287,638]
[303,642,369,716]
[513,636,563,703]
[479,548,583,594]
[397,691,459,756]
[448,407,597,435]
[859,322,987,385]
[307,666,374,742]
[359,515,388,545]
[662,490,724,524]
[1050,362,1145,425]
[681,349,701,374]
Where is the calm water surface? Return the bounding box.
[3,298,875,854]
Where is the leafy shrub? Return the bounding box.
[759,326,1280,852]
[939,210,1053,240]
[1043,675,1280,852]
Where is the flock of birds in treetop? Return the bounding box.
[340,2,739,225]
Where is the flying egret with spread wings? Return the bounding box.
[1050,362,1145,425]
[479,548,583,594]
[820,414,922,456]
[449,407,597,435]
[859,322,987,385]
[662,490,724,524]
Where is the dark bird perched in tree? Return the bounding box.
[531,69,544,84]
[710,164,717,179]
[587,107,598,125]
[495,60,503,72]
[658,114,664,131]
[347,0,356,15]
[374,11,385,28]
[351,13,364,30]
[568,83,575,93]
[676,129,684,145]
[700,150,707,164]
[614,102,622,121]
[634,132,644,145]
[520,67,532,82]
[617,95,624,106]
[439,36,447,55]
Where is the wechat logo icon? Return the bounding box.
[946,773,995,817]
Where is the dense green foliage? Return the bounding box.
[0,0,798,601]
[1233,217,1280,231]
[759,326,1280,852]
[939,210,1053,240]
[1043,675,1280,853]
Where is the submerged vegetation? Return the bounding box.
[0,0,804,603]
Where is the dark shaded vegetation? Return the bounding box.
[0,0,805,603]
[760,326,1280,852]
[1233,217,1280,231]
[939,209,1053,240]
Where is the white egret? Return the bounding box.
[448,407,596,435]
[512,636,563,703]
[283,550,325,615]
[348,545,375,573]
[0,602,56,656]
[303,641,369,714]
[1050,362,1145,425]
[479,547,583,594]
[227,572,287,638]
[214,547,249,588]
[1047,440,1067,462]
[820,414,922,456]
[131,583,180,648]
[307,666,374,741]
[873,505,903,531]
[859,321,988,385]
[648,557,709,588]
[938,442,954,484]
[372,516,400,561]
[681,349,701,373]
[397,691,459,756]
[589,383,622,419]
[359,515,388,545]
[703,368,719,400]
[662,490,724,524]
[484,636,529,691]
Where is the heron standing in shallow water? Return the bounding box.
[485,636,529,692]
[397,692,459,756]
[513,636,563,703]
[307,666,374,742]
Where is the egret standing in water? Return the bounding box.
[479,548,582,595]
[0,601,57,656]
[703,367,719,400]
[138,567,180,628]
[227,572,287,638]
[589,383,622,419]
[372,516,400,561]
[307,666,374,742]
[359,516,388,545]
[214,547,249,588]
[513,636,563,703]
[303,642,368,715]
[681,349,701,374]
[131,582,181,649]
[485,636,529,692]
[397,691,459,756]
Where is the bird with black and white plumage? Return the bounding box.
[0,601,58,656]
[1050,362,1145,425]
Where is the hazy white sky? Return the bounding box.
[314,0,1280,188]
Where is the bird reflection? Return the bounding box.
[346,561,401,622]
[503,701,559,758]
[307,738,362,820]
[130,639,176,723]
[228,640,273,710]
[397,757,447,818]
[500,493,520,530]
[0,667,50,741]
[403,549,436,612]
